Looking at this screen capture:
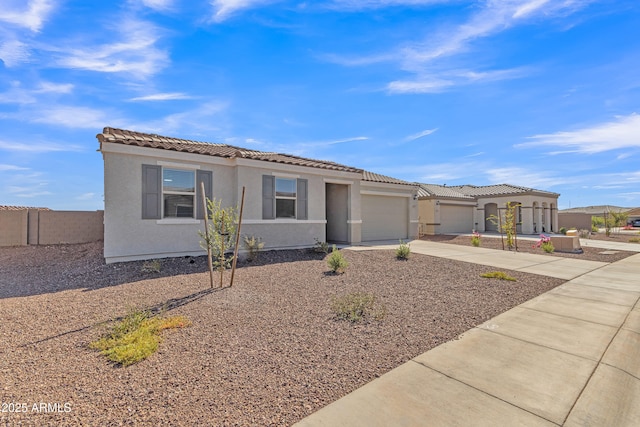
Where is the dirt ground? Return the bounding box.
[1,241,567,426]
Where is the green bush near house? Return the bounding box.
[396,240,411,260]
[327,245,348,273]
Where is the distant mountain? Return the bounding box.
[559,205,633,214]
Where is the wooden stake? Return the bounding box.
[230,186,245,288]
[220,211,225,288]
[201,182,214,289]
[498,208,504,251]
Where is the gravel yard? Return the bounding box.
[420,234,637,262]
[1,242,566,426]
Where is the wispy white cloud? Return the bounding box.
[405,128,438,141]
[128,101,229,135]
[485,166,568,189]
[0,164,29,171]
[328,0,450,9]
[75,192,96,200]
[0,0,55,32]
[0,80,74,104]
[0,139,83,152]
[53,19,168,77]
[139,0,174,11]
[0,39,31,67]
[211,0,278,22]
[326,0,592,92]
[129,92,195,101]
[30,106,110,129]
[6,171,52,198]
[517,113,640,154]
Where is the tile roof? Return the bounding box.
[362,171,414,186]
[416,184,474,199]
[449,184,560,197]
[97,127,363,173]
[0,205,51,211]
[559,205,633,214]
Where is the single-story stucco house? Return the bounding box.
[97,128,419,263]
[417,183,560,235]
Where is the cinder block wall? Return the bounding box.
[558,213,592,231]
[0,210,28,246]
[37,211,104,245]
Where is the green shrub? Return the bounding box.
[327,245,348,273]
[313,237,330,254]
[141,259,161,273]
[471,232,481,247]
[559,227,567,235]
[541,241,555,253]
[331,292,386,323]
[480,271,517,281]
[243,235,265,262]
[90,309,191,367]
[396,240,411,260]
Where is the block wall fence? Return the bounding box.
[0,210,104,247]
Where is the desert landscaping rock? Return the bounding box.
[1,242,565,426]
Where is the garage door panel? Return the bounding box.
[438,205,473,233]
[362,195,408,241]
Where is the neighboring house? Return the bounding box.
[97,128,419,263]
[558,205,636,230]
[417,183,560,235]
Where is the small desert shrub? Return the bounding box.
[313,237,330,254]
[471,232,481,247]
[559,227,567,235]
[629,237,640,243]
[327,245,348,273]
[578,229,591,239]
[480,271,517,282]
[541,241,555,253]
[396,240,411,260]
[331,292,386,323]
[90,309,191,367]
[141,259,161,273]
[243,235,265,262]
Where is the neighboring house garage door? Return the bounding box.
[438,204,473,233]
[361,195,408,241]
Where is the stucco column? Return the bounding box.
[475,207,485,232]
[544,207,551,233]
[534,205,542,234]
[552,206,559,233]
[521,205,534,234]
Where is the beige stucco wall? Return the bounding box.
[0,210,28,246]
[558,213,592,231]
[101,143,364,262]
[37,211,104,245]
[0,209,103,246]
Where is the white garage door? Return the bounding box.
[438,205,473,233]
[362,195,408,241]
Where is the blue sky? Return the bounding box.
[1,0,639,211]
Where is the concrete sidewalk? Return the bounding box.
[347,239,609,280]
[296,242,640,426]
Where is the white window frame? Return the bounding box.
[162,168,196,219]
[275,177,297,219]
